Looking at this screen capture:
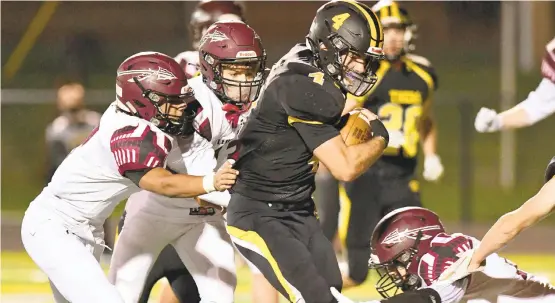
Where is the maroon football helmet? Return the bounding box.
[199,20,266,112]
[369,207,445,298]
[115,51,199,137]
[190,0,245,50]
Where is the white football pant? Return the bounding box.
[21,201,123,303]
[108,210,236,303]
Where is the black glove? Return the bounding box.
[370,119,389,147]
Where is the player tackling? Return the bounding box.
[20,51,238,303]
[369,207,555,303]
[108,20,266,303]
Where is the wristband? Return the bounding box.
[370,119,389,147]
[203,173,216,193]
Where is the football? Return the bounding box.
[340,108,373,146]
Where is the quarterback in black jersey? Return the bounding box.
[323,1,444,289]
[226,1,390,302]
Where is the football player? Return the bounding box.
[20,52,238,303]
[474,36,555,132]
[369,207,555,303]
[225,0,445,302]
[175,0,245,78]
[108,21,266,303]
[119,3,248,302]
[336,0,443,289]
[468,156,555,273]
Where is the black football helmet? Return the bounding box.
[307,0,385,97]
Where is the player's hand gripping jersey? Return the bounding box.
[232,44,346,203]
[370,207,555,303]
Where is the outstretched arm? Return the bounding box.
[469,177,555,269]
[475,79,555,132]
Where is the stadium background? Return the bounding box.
[2,1,555,302]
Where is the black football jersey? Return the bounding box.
[363,54,438,176]
[231,44,345,203]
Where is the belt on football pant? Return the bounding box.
[265,200,314,212]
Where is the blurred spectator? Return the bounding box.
[44,82,115,251]
[45,82,100,182]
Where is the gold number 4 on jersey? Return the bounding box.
[332,13,351,30]
[308,72,325,85]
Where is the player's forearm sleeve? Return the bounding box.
[517,79,555,125]
[197,190,231,207]
[379,288,443,303]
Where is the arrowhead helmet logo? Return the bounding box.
[199,30,229,47]
[381,225,442,245]
[118,67,178,83]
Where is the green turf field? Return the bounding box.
[2,251,554,302]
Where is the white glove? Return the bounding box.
[474,107,503,133]
[423,154,444,182]
[387,130,405,148]
[330,287,380,303]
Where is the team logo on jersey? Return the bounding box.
[381,225,442,245]
[118,67,178,83]
[189,207,216,216]
[199,30,229,47]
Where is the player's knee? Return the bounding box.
[347,253,370,285]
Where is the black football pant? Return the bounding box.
[117,212,200,303]
[226,193,342,303]
[315,171,341,242]
[342,169,421,284]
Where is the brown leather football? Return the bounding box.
[340,108,373,146]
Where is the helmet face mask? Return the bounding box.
[116,51,201,138]
[199,21,267,113]
[307,1,385,97]
[368,207,446,299]
[369,233,423,298]
[132,77,199,137]
[203,54,265,111]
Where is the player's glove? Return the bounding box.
[387,130,405,149]
[474,107,503,133]
[330,287,380,303]
[423,154,444,182]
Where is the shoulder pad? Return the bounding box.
[405,54,439,91]
[110,124,173,175]
[275,73,344,125]
[406,53,432,67]
[544,157,555,183]
[417,233,474,285]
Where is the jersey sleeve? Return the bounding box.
[545,157,555,183]
[277,74,343,151]
[516,79,555,125]
[110,124,173,182]
[540,37,555,83]
[418,233,474,286]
